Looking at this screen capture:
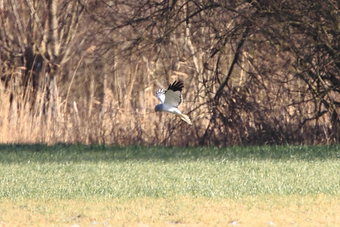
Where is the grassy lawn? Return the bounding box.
[0,144,339,226]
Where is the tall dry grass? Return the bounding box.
[0,46,334,146]
[0,54,200,145]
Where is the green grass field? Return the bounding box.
[0,144,339,226]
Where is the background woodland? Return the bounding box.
[1,0,340,146]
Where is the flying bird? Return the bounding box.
[155,80,192,125]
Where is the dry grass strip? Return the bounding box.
[0,194,339,226]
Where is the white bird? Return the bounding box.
[155,80,192,125]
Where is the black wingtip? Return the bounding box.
[167,80,184,92]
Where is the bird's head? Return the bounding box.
[155,104,163,112]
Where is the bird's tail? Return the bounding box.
[179,114,192,125]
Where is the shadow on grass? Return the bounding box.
[0,143,339,164]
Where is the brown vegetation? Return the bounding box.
[1,195,339,226]
[1,0,340,146]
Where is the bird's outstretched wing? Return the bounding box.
[156,88,165,103]
[164,80,183,107]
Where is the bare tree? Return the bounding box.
[0,0,85,114]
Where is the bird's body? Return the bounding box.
[155,81,192,125]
